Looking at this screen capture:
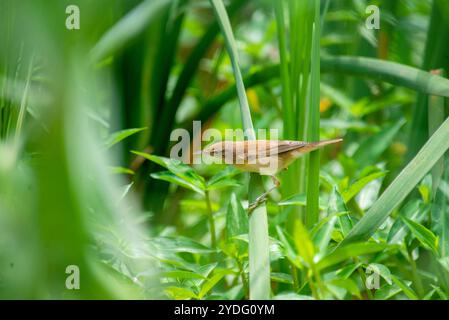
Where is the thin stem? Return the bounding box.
[407,247,424,297]
[205,190,217,247]
[236,257,249,298]
[290,263,299,292]
[15,54,33,144]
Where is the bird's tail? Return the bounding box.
[306,138,343,151]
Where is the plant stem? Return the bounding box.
[236,257,249,298]
[205,190,217,247]
[407,247,424,298]
[305,0,321,228]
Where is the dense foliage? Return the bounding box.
[1,0,449,300]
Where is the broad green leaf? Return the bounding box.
[341,171,387,203]
[374,283,402,300]
[276,226,300,268]
[341,116,449,246]
[133,152,206,191]
[328,187,353,237]
[151,236,215,254]
[402,217,439,254]
[387,200,427,244]
[91,0,171,61]
[151,171,205,195]
[327,278,361,299]
[206,179,241,191]
[226,193,249,240]
[391,276,418,300]
[206,166,241,190]
[104,127,146,149]
[198,270,227,299]
[293,220,316,267]
[353,120,405,166]
[317,242,388,271]
[312,213,338,254]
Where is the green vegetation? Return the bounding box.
[1,0,449,300]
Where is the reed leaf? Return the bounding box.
[209,0,270,299]
[341,115,449,245]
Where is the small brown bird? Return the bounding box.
[201,138,343,210]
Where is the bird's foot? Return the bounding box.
[247,176,280,214]
[248,193,269,213]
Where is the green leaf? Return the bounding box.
[328,187,353,237]
[133,151,206,192]
[327,278,361,299]
[91,0,171,61]
[198,270,227,299]
[374,283,402,300]
[271,272,294,285]
[316,242,388,271]
[341,171,387,203]
[312,213,338,254]
[152,236,216,254]
[104,127,147,149]
[353,120,405,166]
[391,276,418,300]
[387,200,427,244]
[293,219,316,267]
[276,226,300,268]
[162,271,206,280]
[341,116,449,246]
[206,166,241,189]
[151,171,205,195]
[402,217,439,254]
[321,56,449,98]
[226,193,249,240]
[336,263,362,279]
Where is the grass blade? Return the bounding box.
[90,0,170,62]
[305,0,321,227]
[209,0,270,299]
[341,115,449,245]
[321,55,449,98]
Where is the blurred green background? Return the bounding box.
[1,0,449,300]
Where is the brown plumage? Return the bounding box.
[201,138,343,211]
[202,138,342,175]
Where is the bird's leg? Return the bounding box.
[248,175,281,213]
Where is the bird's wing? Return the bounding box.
[271,140,307,155]
[238,140,306,162]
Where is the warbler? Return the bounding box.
[201,138,343,210]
